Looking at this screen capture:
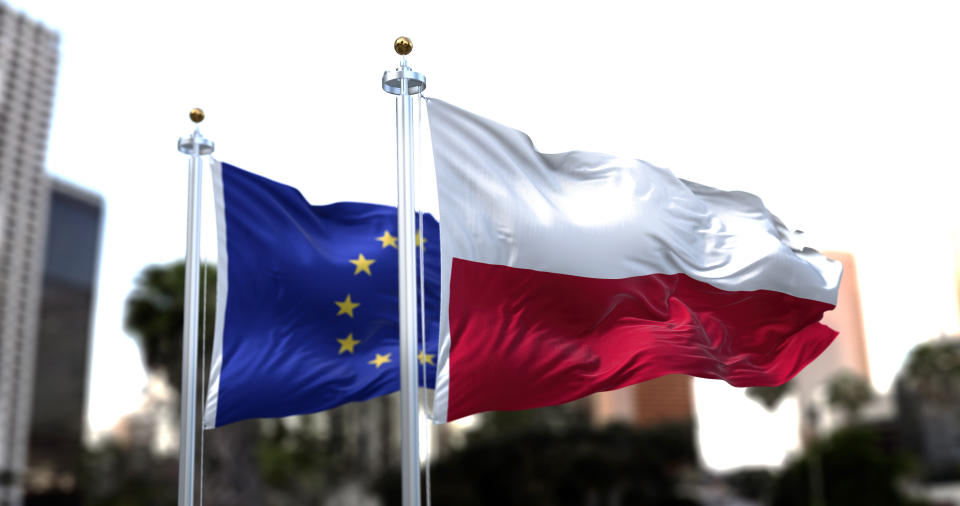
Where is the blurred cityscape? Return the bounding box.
[2,3,960,506]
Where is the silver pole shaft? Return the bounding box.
[178,137,202,506]
[397,64,422,506]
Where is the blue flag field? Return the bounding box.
[203,161,440,429]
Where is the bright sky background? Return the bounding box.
[8,0,960,471]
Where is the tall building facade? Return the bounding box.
[793,251,870,433]
[0,4,59,506]
[591,375,693,429]
[25,181,102,505]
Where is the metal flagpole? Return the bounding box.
[382,36,426,506]
[176,108,214,506]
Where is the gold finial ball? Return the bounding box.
[394,36,412,56]
[189,108,205,123]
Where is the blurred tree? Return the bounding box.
[896,337,960,481]
[771,426,925,506]
[900,337,960,405]
[826,371,875,422]
[256,415,335,503]
[124,261,217,387]
[746,380,793,411]
[377,420,699,506]
[724,468,776,504]
[124,261,264,506]
[466,400,591,443]
[82,440,177,506]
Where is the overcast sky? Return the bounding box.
[8,0,960,471]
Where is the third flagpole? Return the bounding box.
[382,36,425,506]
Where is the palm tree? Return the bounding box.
[124,260,264,506]
[124,260,217,387]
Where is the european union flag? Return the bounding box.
[203,161,440,429]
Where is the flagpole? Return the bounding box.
[382,36,426,506]
[176,109,214,506]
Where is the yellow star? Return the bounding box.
[368,352,392,369]
[337,333,361,354]
[415,230,427,248]
[349,253,376,276]
[417,349,436,366]
[376,230,398,249]
[334,294,359,318]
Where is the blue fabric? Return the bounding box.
[213,162,439,427]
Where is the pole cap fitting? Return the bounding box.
[189,108,205,123]
[394,36,413,56]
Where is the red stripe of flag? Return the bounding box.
[446,258,837,421]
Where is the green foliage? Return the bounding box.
[745,380,793,411]
[724,468,776,503]
[376,422,698,506]
[81,441,178,506]
[467,401,591,443]
[256,415,333,498]
[122,261,269,506]
[900,337,960,404]
[124,260,217,389]
[826,371,874,421]
[771,426,921,506]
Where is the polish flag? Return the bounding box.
[426,99,842,423]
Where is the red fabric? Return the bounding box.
[446,258,837,421]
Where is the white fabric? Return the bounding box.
[425,98,841,422]
[202,160,229,430]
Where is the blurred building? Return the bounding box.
[896,337,960,481]
[792,252,870,434]
[25,181,102,505]
[0,5,59,506]
[591,375,693,428]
